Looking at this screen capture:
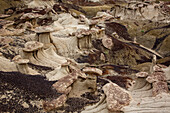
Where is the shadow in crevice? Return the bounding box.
[152,33,170,50]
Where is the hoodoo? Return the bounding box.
[0,0,170,112]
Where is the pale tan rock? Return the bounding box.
[120,62,170,113]
[27,0,55,9]
[102,82,132,112]
[51,36,80,58]
[12,55,39,75]
[51,21,64,31]
[35,49,63,68]
[122,78,170,113]
[43,46,67,64]
[82,67,103,76]
[0,14,10,19]
[100,53,106,62]
[20,13,42,20]
[136,72,149,78]
[21,41,68,69]
[110,2,169,22]
[58,13,79,26]
[68,74,97,98]
[73,29,94,50]
[22,102,29,108]
[123,93,170,113]
[52,13,89,36]
[131,78,152,98]
[34,24,63,33]
[16,21,33,30]
[34,25,61,49]
[13,55,29,64]
[95,12,114,21]
[23,41,44,52]
[0,56,17,72]
[102,36,113,50]
[46,65,69,81]
[0,19,14,29]
[79,14,91,25]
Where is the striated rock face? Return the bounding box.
[102,82,132,112]
[122,63,170,113]
[0,56,17,72]
[109,1,170,22]
[0,0,170,113]
[68,74,97,97]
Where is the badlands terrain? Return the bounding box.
[0,0,170,112]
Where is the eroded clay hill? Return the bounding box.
[0,0,170,112]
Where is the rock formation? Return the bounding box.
[103,82,132,112]
[0,0,169,112]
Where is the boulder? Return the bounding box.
[52,71,79,94]
[102,82,132,112]
[146,72,166,83]
[136,72,149,78]
[152,81,169,96]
